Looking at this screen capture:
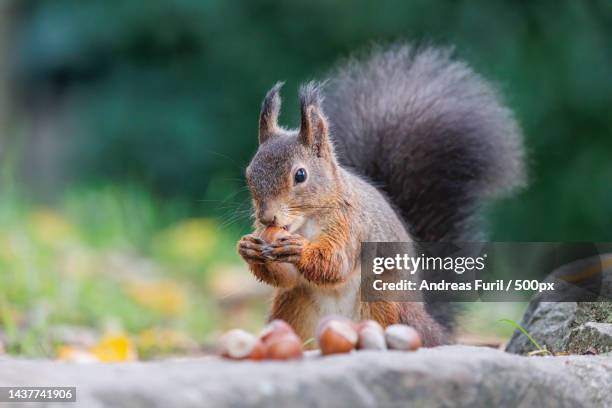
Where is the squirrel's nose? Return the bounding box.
[259,214,277,226]
[257,202,279,226]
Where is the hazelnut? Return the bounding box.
[264,332,304,360]
[260,319,295,343]
[315,315,354,337]
[247,341,266,360]
[260,226,299,288]
[260,226,290,243]
[385,324,422,351]
[317,318,358,355]
[219,329,265,360]
[357,320,387,350]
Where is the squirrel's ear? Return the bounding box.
[298,82,331,158]
[259,82,284,145]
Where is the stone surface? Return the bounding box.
[568,322,612,354]
[1,346,611,408]
[506,254,612,355]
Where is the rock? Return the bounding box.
[506,254,612,354]
[505,302,577,354]
[0,346,611,407]
[568,322,612,354]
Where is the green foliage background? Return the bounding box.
[8,0,612,239]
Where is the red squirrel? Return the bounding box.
[237,44,525,346]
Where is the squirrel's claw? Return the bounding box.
[261,247,276,260]
[240,232,305,264]
[242,234,266,245]
[238,234,268,263]
[264,234,305,263]
[271,234,304,247]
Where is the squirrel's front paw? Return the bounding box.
[237,234,267,264]
[262,234,306,264]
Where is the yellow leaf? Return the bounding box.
[90,334,137,362]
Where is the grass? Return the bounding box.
[0,177,263,358]
[498,318,552,356]
[498,319,544,351]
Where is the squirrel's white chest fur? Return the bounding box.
[311,273,361,320]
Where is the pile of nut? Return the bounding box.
[218,316,422,361]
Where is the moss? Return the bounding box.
[573,303,612,328]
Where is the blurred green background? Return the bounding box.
[0,1,610,359]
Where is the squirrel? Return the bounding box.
[237,44,525,346]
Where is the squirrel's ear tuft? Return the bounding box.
[298,81,331,157]
[259,82,284,145]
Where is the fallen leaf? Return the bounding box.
[57,346,99,363]
[90,334,137,362]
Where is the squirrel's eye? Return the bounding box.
[294,168,307,184]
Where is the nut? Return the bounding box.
[317,318,358,355]
[260,226,290,243]
[259,320,303,360]
[315,315,353,337]
[264,332,304,360]
[385,324,422,351]
[260,319,295,343]
[219,329,266,360]
[357,320,387,350]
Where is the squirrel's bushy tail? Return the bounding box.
[323,45,526,330]
[324,44,525,242]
